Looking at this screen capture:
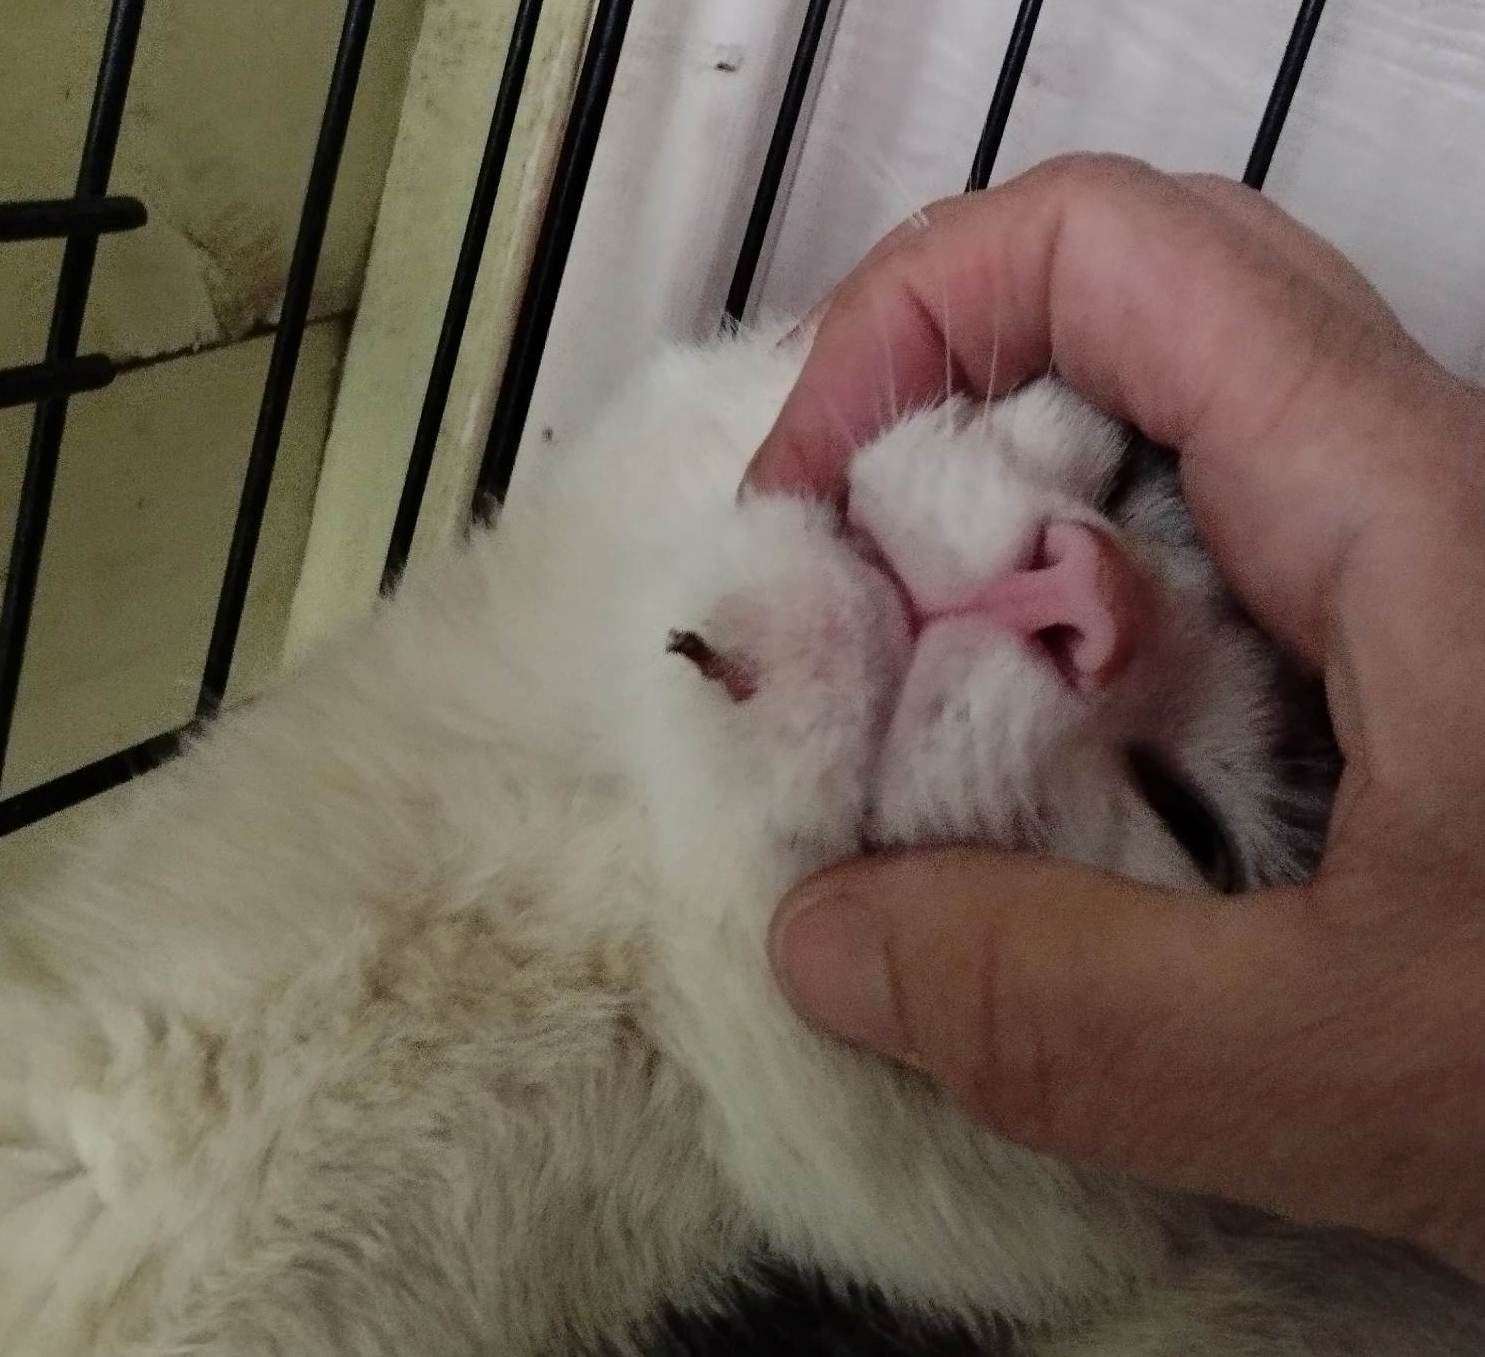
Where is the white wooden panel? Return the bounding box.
[760,0,1485,381]
[282,0,594,658]
[511,0,840,495]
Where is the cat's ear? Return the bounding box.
[666,629,757,703]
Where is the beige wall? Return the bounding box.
[0,0,426,810]
[0,0,606,893]
[0,321,347,793]
[2,0,426,366]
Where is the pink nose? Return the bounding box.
[933,521,1153,692]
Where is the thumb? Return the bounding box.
[769,847,1324,1208]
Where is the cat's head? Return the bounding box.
[651,371,1330,894]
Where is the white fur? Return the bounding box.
[0,328,1478,1354]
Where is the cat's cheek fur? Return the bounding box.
[635,494,912,878]
[0,326,1474,1355]
[628,484,1177,1332]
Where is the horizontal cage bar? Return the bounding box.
[0,354,116,410]
[0,728,184,837]
[0,195,147,243]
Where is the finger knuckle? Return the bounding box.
[947,947,1076,1149]
[1036,150,1162,195]
[1182,170,1249,197]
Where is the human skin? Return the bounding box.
[746,154,1485,1283]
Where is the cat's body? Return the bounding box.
[1,328,1480,1355]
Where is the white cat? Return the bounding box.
[0,326,1479,1355]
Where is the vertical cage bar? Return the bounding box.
[197,0,377,716]
[473,0,636,512]
[1244,0,1327,190]
[383,0,544,592]
[723,0,834,327]
[966,0,1044,193]
[0,0,146,788]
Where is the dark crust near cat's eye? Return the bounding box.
[667,629,758,703]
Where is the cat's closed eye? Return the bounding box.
[1127,746,1242,893]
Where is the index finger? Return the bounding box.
[742,154,1398,500]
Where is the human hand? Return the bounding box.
[749,154,1485,1281]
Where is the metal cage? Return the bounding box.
[0,0,1328,836]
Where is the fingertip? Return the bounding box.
[768,876,911,1058]
[740,426,851,505]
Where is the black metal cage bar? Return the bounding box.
[0,195,147,243]
[196,0,378,716]
[1244,0,1328,190]
[723,0,834,326]
[0,0,1350,837]
[0,729,181,837]
[0,355,116,411]
[966,0,1044,192]
[383,0,545,592]
[0,0,146,792]
[473,0,636,511]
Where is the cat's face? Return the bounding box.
[656,375,1318,894]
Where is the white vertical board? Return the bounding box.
[509,0,839,494]
[519,0,1485,489]
[284,0,593,657]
